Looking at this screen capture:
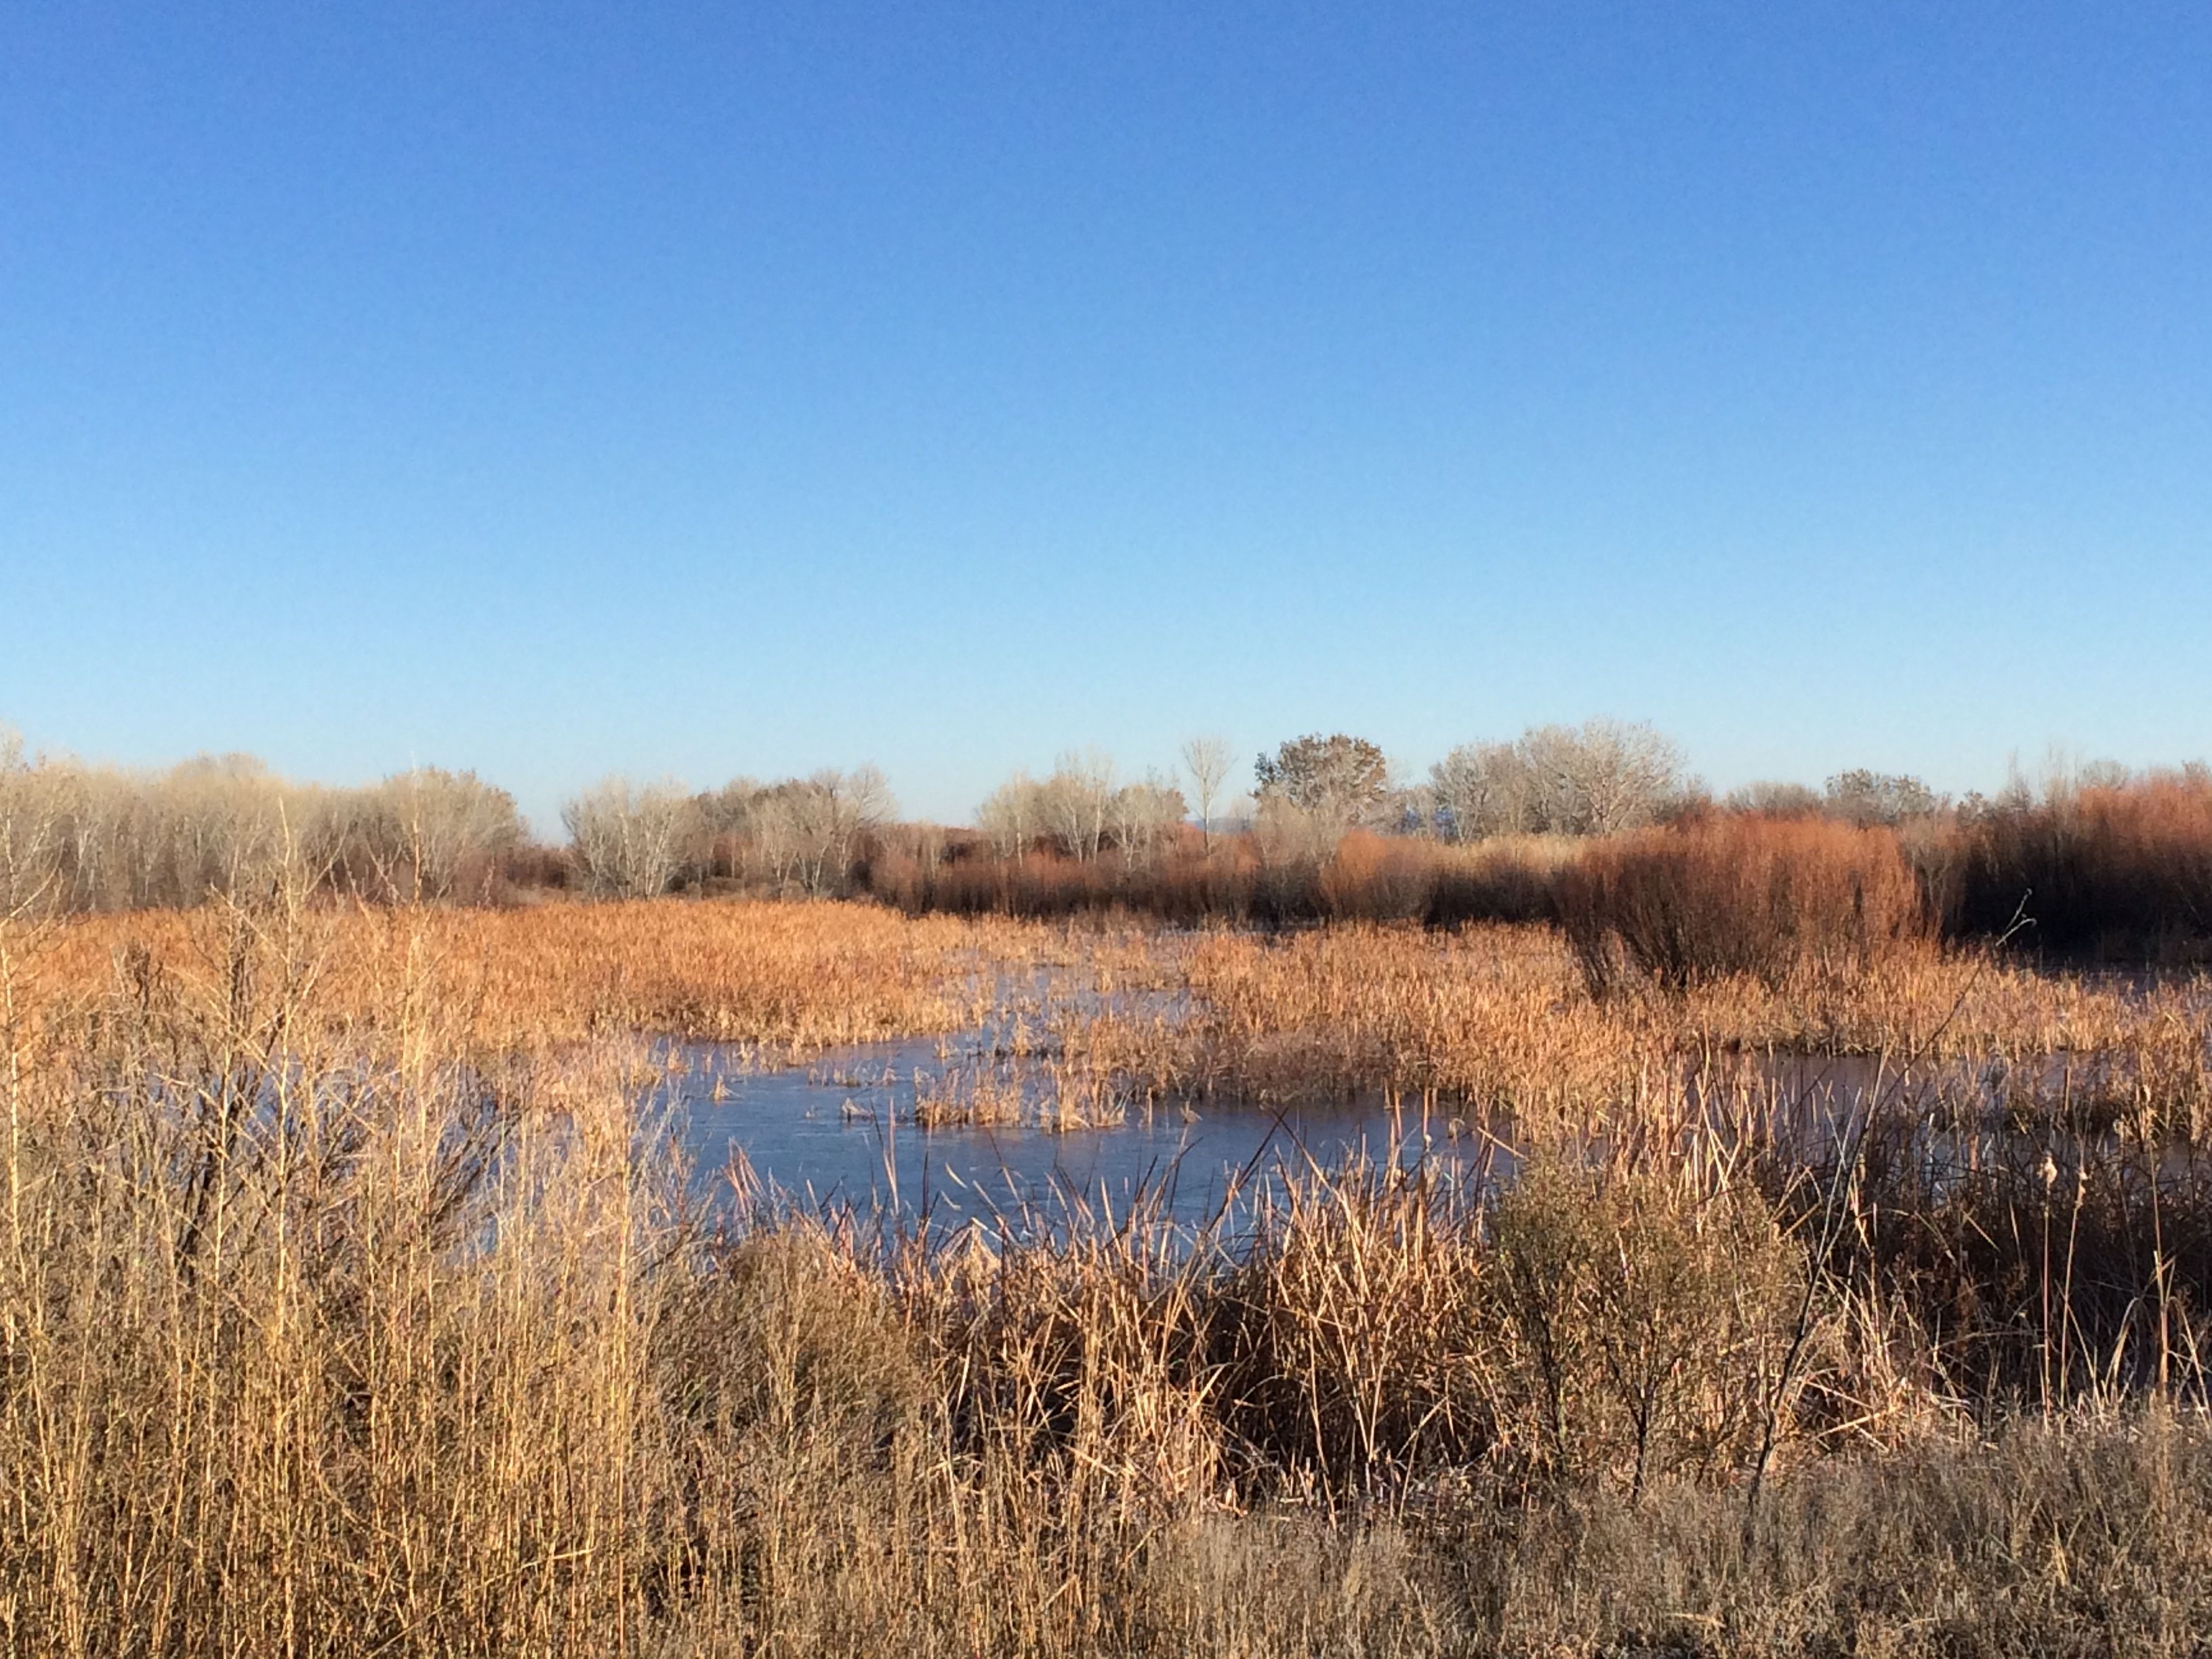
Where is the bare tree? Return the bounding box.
[0,728,65,918]
[1430,741,1537,840]
[562,776,693,899]
[750,790,804,889]
[1724,780,1822,817]
[154,754,302,905]
[1107,772,1187,867]
[344,768,521,903]
[1180,735,1232,853]
[976,769,1041,861]
[691,776,764,881]
[783,766,894,896]
[5,735,513,912]
[1433,720,1689,839]
[1039,750,1115,861]
[1547,719,1689,834]
[1822,769,1943,827]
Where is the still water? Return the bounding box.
[645,1028,2207,1232]
[656,1036,1490,1229]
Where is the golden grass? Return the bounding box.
[1046,922,2212,1141]
[17,897,1062,1057]
[22,897,2208,1139]
[6,899,2212,1653]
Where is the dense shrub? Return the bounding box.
[1558,815,1929,996]
[856,834,1574,930]
[1944,774,2212,958]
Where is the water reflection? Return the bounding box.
[659,1036,1490,1230]
[652,1024,2212,1232]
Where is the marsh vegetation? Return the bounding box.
[7,723,2212,1654]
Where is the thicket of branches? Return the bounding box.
[556,766,901,901]
[1429,719,1693,839]
[0,731,520,914]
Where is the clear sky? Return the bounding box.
[3,3,2207,832]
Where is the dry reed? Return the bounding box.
[7,897,2212,1653]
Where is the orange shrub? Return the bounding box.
[1559,815,1928,996]
[1945,775,2212,957]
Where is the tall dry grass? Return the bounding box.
[18,898,1053,1057]
[1050,916,2212,1143]
[6,900,2212,1652]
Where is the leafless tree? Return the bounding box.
[749,790,804,888]
[782,766,894,896]
[689,776,764,881]
[0,729,65,918]
[1180,735,1232,853]
[1430,741,1538,840]
[1822,769,1943,827]
[561,775,693,899]
[150,754,303,904]
[1540,720,1688,834]
[1107,772,1187,867]
[342,768,521,902]
[1433,720,1689,839]
[1040,750,1115,861]
[1723,780,1822,817]
[976,769,1040,861]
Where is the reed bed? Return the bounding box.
[1040,923,2212,1145]
[16,898,1064,1057]
[20,893,2212,1139]
[7,903,2212,1654]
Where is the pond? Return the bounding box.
[656,1034,1492,1231]
[650,1023,2212,1233]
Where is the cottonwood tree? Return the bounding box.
[782,766,893,896]
[1822,769,1942,827]
[698,769,893,895]
[1107,773,1187,866]
[562,776,693,899]
[1254,733,1392,831]
[1527,720,1688,834]
[1431,720,1689,839]
[1429,741,1537,840]
[1040,750,1115,861]
[156,754,303,905]
[0,728,64,918]
[689,777,755,874]
[1723,781,1822,817]
[345,768,521,903]
[7,738,514,912]
[747,790,804,888]
[1180,735,1232,853]
[976,769,1040,861]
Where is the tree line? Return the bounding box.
[12,719,2208,960]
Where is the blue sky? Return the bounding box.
[3,3,2207,831]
